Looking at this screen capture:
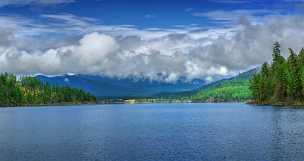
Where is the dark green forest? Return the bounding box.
[0,73,96,107]
[250,42,304,105]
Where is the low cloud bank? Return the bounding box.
[1,15,304,82]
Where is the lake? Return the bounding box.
[1,103,304,161]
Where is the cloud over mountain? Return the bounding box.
[0,14,304,82]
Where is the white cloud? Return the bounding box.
[1,14,304,82]
[0,0,74,6]
[42,14,97,26]
[0,32,119,74]
[193,9,277,25]
[76,32,119,66]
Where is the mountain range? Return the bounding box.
[186,68,259,102]
[36,68,258,100]
[36,74,205,98]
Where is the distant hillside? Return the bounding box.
[170,68,259,102]
[36,74,205,98]
[0,73,96,107]
[190,68,259,102]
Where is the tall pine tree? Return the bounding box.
[250,42,304,104]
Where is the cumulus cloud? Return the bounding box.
[0,0,74,7]
[0,32,118,73]
[1,14,304,82]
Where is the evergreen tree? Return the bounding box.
[0,74,96,107]
[250,42,304,104]
[298,48,304,64]
[250,74,262,102]
[298,48,304,100]
[273,63,288,102]
[260,63,271,102]
[272,42,285,67]
[287,48,301,100]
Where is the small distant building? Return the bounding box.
[124,99,136,104]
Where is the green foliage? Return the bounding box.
[168,69,256,102]
[250,42,304,105]
[0,73,96,107]
[189,78,252,102]
[250,73,261,101]
[164,68,258,102]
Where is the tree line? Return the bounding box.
[250,42,304,105]
[0,73,96,106]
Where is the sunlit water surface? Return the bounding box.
[1,103,304,161]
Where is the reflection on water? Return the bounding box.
[1,103,304,161]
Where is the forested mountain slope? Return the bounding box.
[36,74,205,98]
[189,68,258,102]
[0,73,96,107]
[163,68,258,102]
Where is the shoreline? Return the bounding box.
[0,100,247,108]
[246,100,304,107]
[0,101,97,108]
[4,99,304,108]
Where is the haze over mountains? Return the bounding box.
[36,74,205,98]
[36,68,258,99]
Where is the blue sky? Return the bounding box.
[0,0,301,28]
[0,0,304,81]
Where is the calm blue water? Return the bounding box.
[1,103,304,161]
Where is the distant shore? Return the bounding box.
[0,99,248,107]
[0,101,97,108]
[5,98,304,108]
[247,100,304,107]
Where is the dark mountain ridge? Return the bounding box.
[36,74,205,98]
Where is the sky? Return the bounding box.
[0,0,304,82]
